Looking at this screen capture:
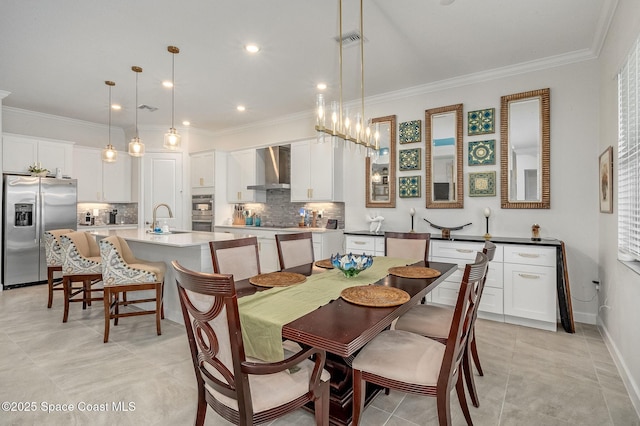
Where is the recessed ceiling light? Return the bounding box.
[162,81,173,88]
[317,83,327,90]
[245,44,260,54]
[237,105,246,112]
[182,120,191,126]
[111,104,122,110]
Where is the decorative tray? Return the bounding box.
[249,272,307,288]
[388,266,441,279]
[340,285,410,307]
[314,259,334,269]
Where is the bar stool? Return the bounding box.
[59,232,104,322]
[44,228,74,308]
[99,236,166,343]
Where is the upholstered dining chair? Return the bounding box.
[99,236,166,343]
[384,231,431,263]
[352,252,488,426]
[394,241,497,408]
[44,228,74,308]
[275,232,314,270]
[59,231,104,322]
[209,236,260,281]
[172,261,331,426]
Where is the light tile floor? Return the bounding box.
[0,285,638,425]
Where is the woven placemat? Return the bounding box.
[249,272,307,288]
[314,259,334,269]
[388,266,441,279]
[340,285,410,307]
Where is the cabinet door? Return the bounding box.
[2,134,38,173]
[102,154,131,202]
[191,152,214,188]
[143,152,184,229]
[308,141,336,201]
[504,263,556,323]
[227,150,264,203]
[38,140,73,177]
[290,142,311,201]
[73,147,102,202]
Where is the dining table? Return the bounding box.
[235,257,457,426]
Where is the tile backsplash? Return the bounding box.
[77,203,138,226]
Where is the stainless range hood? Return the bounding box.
[246,145,291,190]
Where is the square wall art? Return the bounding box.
[399,120,422,144]
[468,108,495,135]
[399,148,422,171]
[469,171,496,197]
[468,139,495,165]
[399,176,421,198]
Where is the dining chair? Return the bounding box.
[59,232,104,322]
[209,236,260,282]
[384,231,431,263]
[394,241,497,408]
[43,228,74,308]
[172,261,331,426]
[275,232,314,270]
[352,252,488,426]
[99,236,166,343]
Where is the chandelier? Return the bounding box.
[101,81,117,163]
[315,0,379,156]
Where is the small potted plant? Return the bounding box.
[28,162,49,177]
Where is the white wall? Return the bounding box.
[597,0,640,413]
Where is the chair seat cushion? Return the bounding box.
[394,304,453,339]
[352,330,445,386]
[207,358,330,413]
[127,261,166,283]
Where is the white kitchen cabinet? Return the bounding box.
[73,147,131,202]
[226,149,265,203]
[2,133,73,176]
[503,245,557,331]
[290,139,343,202]
[312,231,344,260]
[190,151,215,189]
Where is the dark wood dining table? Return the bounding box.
[236,259,457,426]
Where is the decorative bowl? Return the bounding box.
[330,253,374,278]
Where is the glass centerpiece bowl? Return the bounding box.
[330,253,374,278]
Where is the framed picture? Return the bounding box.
[399,176,421,198]
[599,146,613,213]
[468,140,495,165]
[399,120,421,144]
[399,148,422,171]
[469,171,496,197]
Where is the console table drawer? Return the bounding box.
[431,240,503,262]
[504,245,555,267]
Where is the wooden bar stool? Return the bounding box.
[99,236,165,343]
[43,228,74,308]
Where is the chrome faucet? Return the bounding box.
[152,203,174,230]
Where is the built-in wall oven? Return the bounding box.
[192,194,213,232]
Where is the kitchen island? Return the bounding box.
[90,228,251,324]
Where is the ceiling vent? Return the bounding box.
[138,104,158,112]
[335,30,367,47]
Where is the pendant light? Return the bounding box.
[163,45,181,150]
[128,66,145,157]
[102,81,117,163]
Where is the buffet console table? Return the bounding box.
[345,231,575,333]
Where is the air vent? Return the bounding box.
[138,104,158,112]
[334,30,367,47]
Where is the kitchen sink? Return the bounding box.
[146,230,190,235]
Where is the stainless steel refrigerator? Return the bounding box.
[2,175,77,288]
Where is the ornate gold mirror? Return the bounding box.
[425,104,463,208]
[500,88,550,209]
[366,115,396,208]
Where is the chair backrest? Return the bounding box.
[275,232,314,270]
[438,252,488,391]
[60,232,102,274]
[384,232,431,263]
[482,241,497,262]
[99,236,162,285]
[209,236,260,282]
[44,228,74,266]
[172,261,254,421]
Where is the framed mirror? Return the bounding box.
[425,104,463,209]
[500,88,550,209]
[366,115,396,208]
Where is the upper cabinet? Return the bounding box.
[2,133,74,176]
[73,147,131,202]
[290,139,343,202]
[226,149,266,203]
[190,151,215,189]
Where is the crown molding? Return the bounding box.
[591,0,619,57]
[0,90,10,100]
[2,105,124,132]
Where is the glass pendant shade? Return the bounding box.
[128,137,145,156]
[102,144,117,162]
[164,46,181,150]
[163,128,181,150]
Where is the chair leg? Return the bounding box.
[436,382,452,426]
[314,379,330,426]
[160,281,165,319]
[456,373,473,425]
[194,389,207,426]
[103,287,111,343]
[470,334,483,377]
[47,267,54,308]
[114,292,120,326]
[352,369,365,426]
[62,276,70,323]
[463,347,480,408]
[156,284,162,336]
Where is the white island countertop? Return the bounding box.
[90,228,241,248]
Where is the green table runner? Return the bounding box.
[238,257,419,362]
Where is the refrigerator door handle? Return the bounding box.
[35,191,42,245]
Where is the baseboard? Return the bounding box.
[598,318,640,419]
[573,311,597,325]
